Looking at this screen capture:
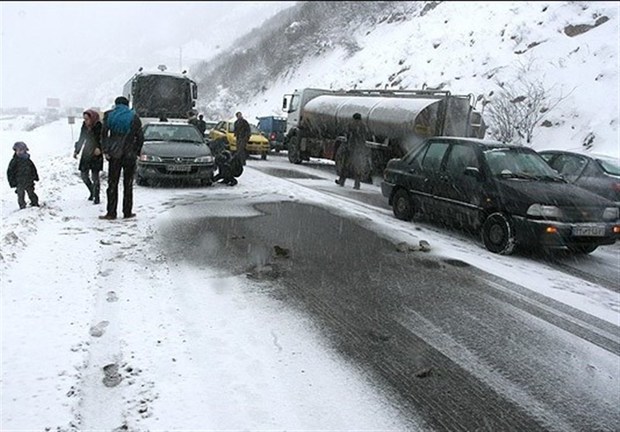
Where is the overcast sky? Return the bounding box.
[1,1,295,110]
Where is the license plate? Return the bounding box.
[572,225,605,237]
[167,165,191,172]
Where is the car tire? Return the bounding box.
[392,189,414,221]
[567,244,598,254]
[288,135,302,164]
[482,212,516,255]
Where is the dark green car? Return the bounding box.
[137,121,215,186]
[381,137,620,255]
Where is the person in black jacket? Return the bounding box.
[336,113,371,190]
[99,96,144,220]
[196,114,208,136]
[74,109,103,204]
[209,137,243,186]
[7,141,39,209]
[233,111,251,166]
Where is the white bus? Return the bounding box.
[122,68,198,121]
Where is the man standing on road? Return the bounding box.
[336,113,371,190]
[234,111,251,166]
[188,110,199,129]
[99,96,144,220]
[196,114,208,136]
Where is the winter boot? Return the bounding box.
[87,185,94,201]
[93,185,100,204]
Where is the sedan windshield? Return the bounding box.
[144,124,204,143]
[484,148,562,179]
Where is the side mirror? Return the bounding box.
[464,166,482,180]
[282,98,288,111]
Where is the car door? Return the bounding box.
[209,121,227,141]
[226,122,238,150]
[545,153,588,183]
[435,142,485,228]
[573,157,620,202]
[412,140,450,213]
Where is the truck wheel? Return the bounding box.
[392,189,414,221]
[288,135,302,164]
[481,212,515,255]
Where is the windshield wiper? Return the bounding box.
[167,139,202,143]
[497,172,536,180]
[535,174,566,182]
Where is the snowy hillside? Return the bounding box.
[196,1,619,158]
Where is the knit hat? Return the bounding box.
[114,96,129,106]
[13,141,29,152]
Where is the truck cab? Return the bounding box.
[256,116,288,152]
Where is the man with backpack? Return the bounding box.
[99,96,144,220]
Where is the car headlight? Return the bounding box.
[139,154,162,162]
[603,207,619,221]
[194,155,214,163]
[526,204,562,218]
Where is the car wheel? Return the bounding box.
[392,189,414,221]
[567,244,598,254]
[482,212,516,255]
[288,135,302,164]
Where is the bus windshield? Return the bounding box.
[131,74,195,119]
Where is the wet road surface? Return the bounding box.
[160,200,620,432]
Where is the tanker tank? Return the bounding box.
[301,94,474,149]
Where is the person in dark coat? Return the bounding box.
[7,141,39,209]
[233,111,251,166]
[188,110,200,129]
[209,137,243,186]
[336,113,371,190]
[99,96,144,220]
[196,114,208,136]
[74,109,103,204]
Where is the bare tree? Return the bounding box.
[485,59,571,144]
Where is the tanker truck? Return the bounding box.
[281,87,486,174]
